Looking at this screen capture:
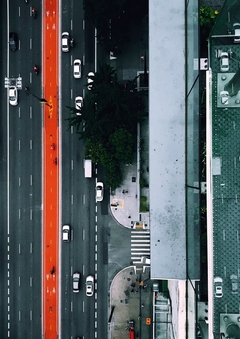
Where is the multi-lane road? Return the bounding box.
[0,0,109,338]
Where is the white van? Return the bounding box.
[84,159,92,178]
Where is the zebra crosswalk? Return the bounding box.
[131,229,150,265]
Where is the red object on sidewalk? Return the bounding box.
[129,330,135,339]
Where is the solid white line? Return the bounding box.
[131,240,150,243]
[131,244,150,247]
[131,231,150,234]
[131,235,150,238]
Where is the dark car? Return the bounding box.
[9,32,18,51]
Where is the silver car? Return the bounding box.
[214,276,223,298]
[230,274,238,294]
[87,72,94,90]
[75,96,83,115]
[220,52,229,72]
[73,272,80,293]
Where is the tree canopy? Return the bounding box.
[67,64,147,189]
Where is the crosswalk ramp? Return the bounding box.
[131,229,150,265]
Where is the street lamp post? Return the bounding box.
[25,87,52,108]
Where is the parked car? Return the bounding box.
[141,256,151,265]
[214,276,223,298]
[233,23,240,43]
[230,274,238,294]
[86,275,94,296]
[61,32,70,52]
[96,182,104,202]
[75,96,83,114]
[220,90,229,105]
[9,32,18,51]
[72,272,80,293]
[87,72,94,90]
[220,52,229,72]
[62,225,70,242]
[73,59,81,78]
[8,86,18,106]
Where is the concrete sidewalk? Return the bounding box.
[110,161,139,229]
[109,266,152,339]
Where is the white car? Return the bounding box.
[87,72,94,90]
[220,90,229,105]
[86,275,94,296]
[73,272,80,293]
[75,96,83,115]
[220,52,229,72]
[9,86,18,106]
[62,225,70,242]
[214,276,223,298]
[61,32,70,52]
[233,23,240,43]
[96,182,104,202]
[73,59,81,78]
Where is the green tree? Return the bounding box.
[67,63,147,189]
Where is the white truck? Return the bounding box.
[84,159,92,178]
